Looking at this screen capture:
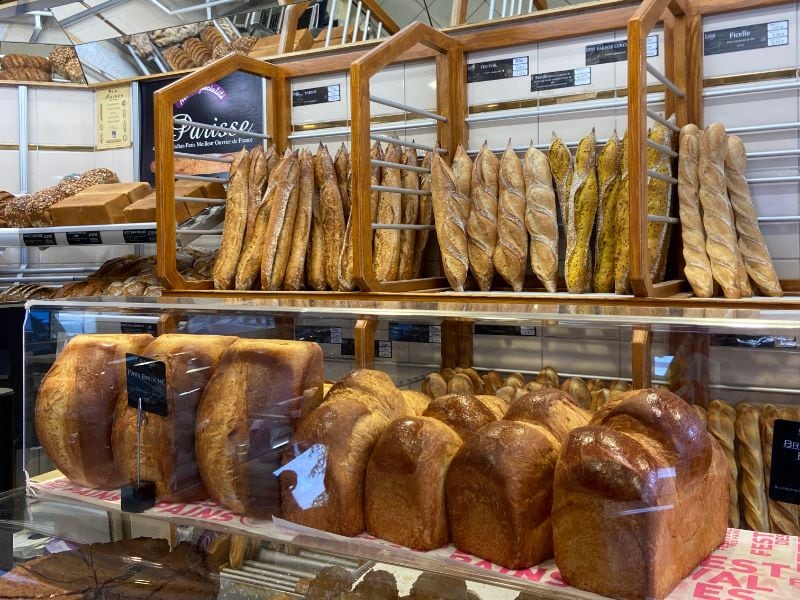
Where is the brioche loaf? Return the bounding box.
[495,141,528,291]
[422,393,496,438]
[524,142,559,292]
[467,142,499,291]
[504,389,590,442]
[431,154,469,291]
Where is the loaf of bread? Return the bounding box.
[447,420,561,568]
[0,67,51,82]
[307,150,327,291]
[373,142,402,282]
[164,46,195,70]
[549,132,573,231]
[213,149,250,289]
[523,142,559,292]
[112,334,237,501]
[196,339,323,517]
[243,145,268,247]
[647,119,676,282]
[725,135,782,296]
[403,390,431,415]
[431,154,469,291]
[184,37,212,66]
[201,26,226,50]
[467,142,499,291]
[422,372,448,398]
[285,149,314,291]
[334,143,351,220]
[365,416,463,550]
[412,151,434,279]
[707,399,739,528]
[504,389,590,442]
[614,132,631,294]
[1,54,50,71]
[495,141,528,292]
[560,377,591,410]
[553,388,728,599]
[49,192,132,226]
[593,132,621,293]
[314,144,346,290]
[565,129,598,293]
[422,393,496,438]
[759,404,800,534]
[35,334,153,489]
[261,151,301,290]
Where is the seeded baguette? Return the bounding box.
[412,151,434,279]
[565,129,598,293]
[334,143,351,220]
[494,141,528,292]
[431,153,469,291]
[725,135,782,297]
[314,144,346,290]
[398,147,420,280]
[261,151,300,290]
[373,142,402,282]
[614,132,631,294]
[467,142,499,291]
[284,149,315,291]
[213,148,250,290]
[523,142,558,292]
[593,132,621,293]
[647,118,675,282]
[549,132,574,231]
[678,124,714,298]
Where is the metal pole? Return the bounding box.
[18,86,28,194]
[341,0,353,46]
[351,1,362,43]
[324,0,336,47]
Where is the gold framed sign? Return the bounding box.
[96,86,132,150]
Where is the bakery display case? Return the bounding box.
[7,296,800,599]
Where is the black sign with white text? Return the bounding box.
[585,35,659,65]
[22,232,57,247]
[531,67,591,92]
[704,21,789,56]
[292,84,341,106]
[467,57,529,83]
[340,338,392,358]
[66,231,102,245]
[120,322,158,335]
[125,353,167,417]
[295,326,342,345]
[389,322,441,343]
[769,419,800,505]
[123,229,157,244]
[474,324,537,337]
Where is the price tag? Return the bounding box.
[293,84,341,106]
[769,419,800,505]
[704,20,789,56]
[474,324,538,336]
[123,229,157,244]
[389,322,441,343]
[22,232,57,247]
[125,353,168,417]
[340,339,392,359]
[467,56,529,83]
[531,67,591,92]
[66,231,103,245]
[120,322,158,335]
[295,326,342,344]
[585,35,659,65]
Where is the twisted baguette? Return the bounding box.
[734,403,769,532]
[412,151,434,279]
[397,147,420,280]
[523,142,558,292]
[760,405,800,534]
[593,132,620,292]
[431,153,469,291]
[707,399,739,528]
[495,141,528,291]
[566,129,598,293]
[467,142,499,291]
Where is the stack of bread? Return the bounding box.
[48,45,84,83]
[677,122,781,298]
[0,53,52,82]
[161,25,256,70]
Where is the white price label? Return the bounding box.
[429,325,442,344]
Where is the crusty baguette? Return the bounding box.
[234,182,276,290]
[243,145,267,247]
[735,403,769,532]
[678,124,714,298]
[306,162,326,291]
[494,141,528,292]
[369,141,383,223]
[593,132,620,293]
[725,135,782,297]
[284,149,315,291]
[397,147,420,280]
[412,151,434,279]
[760,404,800,534]
[550,132,574,231]
[452,145,473,201]
[565,129,598,293]
[614,132,631,294]
[647,118,675,283]
[261,151,300,290]
[707,399,739,528]
[334,143,351,220]
[699,123,741,299]
[265,144,279,179]
[213,148,250,289]
[524,142,558,292]
[373,142,402,282]
[467,142,499,291]
[314,144,346,290]
[431,153,469,291]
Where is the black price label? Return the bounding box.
[123,229,157,244]
[585,35,659,65]
[121,322,158,335]
[295,326,342,344]
[292,84,341,107]
[531,67,591,92]
[388,322,441,343]
[126,353,167,417]
[22,232,57,247]
[340,338,392,358]
[66,231,102,245]
[467,56,529,83]
[710,334,797,349]
[704,20,789,56]
[474,324,537,337]
[769,419,800,505]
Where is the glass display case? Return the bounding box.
[5,297,800,599]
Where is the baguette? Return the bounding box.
[243,145,268,247]
[699,123,741,298]
[369,141,383,223]
[760,405,800,534]
[678,124,714,298]
[213,148,250,289]
[593,132,621,293]
[284,149,315,291]
[706,399,739,528]
[647,118,675,282]
[725,135,782,297]
[614,132,631,294]
[431,153,469,291]
[412,151,434,279]
[314,144,346,290]
[452,145,473,201]
[494,141,528,291]
[265,144,279,179]
[549,132,574,230]
[373,142,402,282]
[523,142,558,292]
[735,403,769,532]
[234,182,276,290]
[334,143,355,290]
[467,142,499,291]
[334,143,351,220]
[565,129,598,293]
[260,151,300,290]
[306,160,327,291]
[397,147,420,280]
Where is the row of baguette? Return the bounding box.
[0,47,83,83]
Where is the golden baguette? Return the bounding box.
[234,181,276,290]
[243,145,267,248]
[412,151,434,279]
[261,151,300,290]
[593,132,621,293]
[735,403,769,532]
[494,141,528,292]
[397,147,420,280]
[467,142,499,291]
[212,148,250,290]
[678,124,714,298]
[431,153,469,291]
[334,143,351,220]
[707,399,739,528]
[614,132,631,294]
[699,123,741,298]
[373,142,402,282]
[565,129,598,293]
[725,135,782,297]
[265,144,278,178]
[523,142,558,292]
[306,164,326,291]
[314,144,346,290]
[760,404,800,534]
[647,118,675,283]
[284,149,315,291]
[549,132,574,231]
[452,145,473,201]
